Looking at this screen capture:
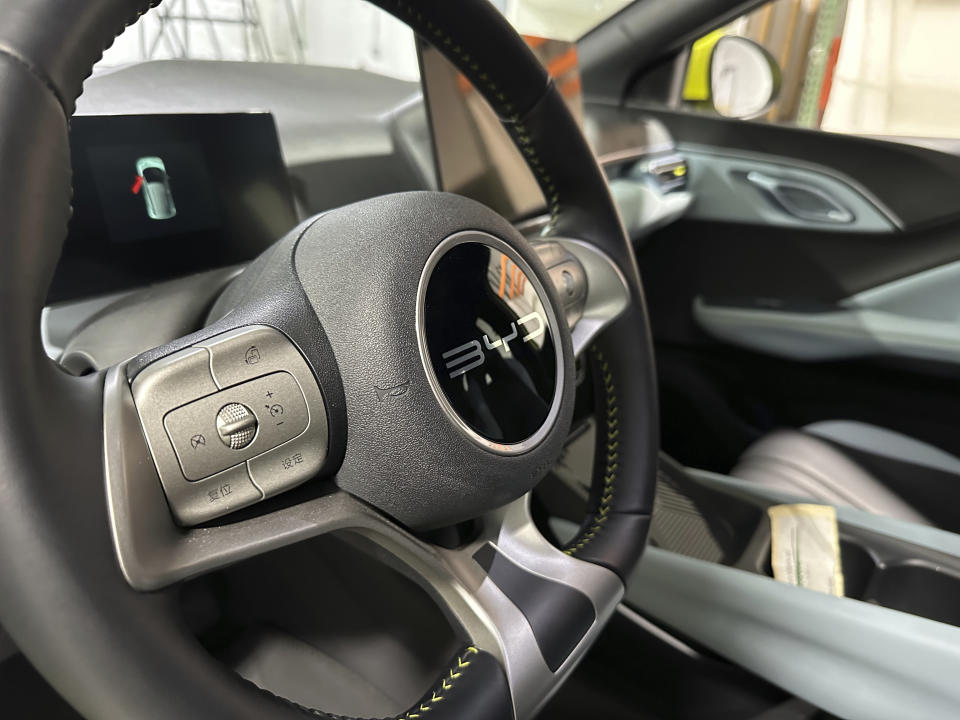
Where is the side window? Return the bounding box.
[678,0,960,140]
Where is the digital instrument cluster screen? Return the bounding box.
[48,112,298,303]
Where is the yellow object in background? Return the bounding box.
[682,29,726,101]
[768,504,845,597]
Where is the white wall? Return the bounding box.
[823,0,960,138]
[505,0,631,41]
[99,0,420,80]
[98,0,620,78]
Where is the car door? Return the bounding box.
[581,0,960,526]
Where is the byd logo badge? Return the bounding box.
[441,312,545,379]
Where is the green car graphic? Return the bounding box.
[135,156,176,220]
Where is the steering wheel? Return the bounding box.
[0,0,658,717]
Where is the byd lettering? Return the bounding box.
[441,312,545,379]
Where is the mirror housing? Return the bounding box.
[708,36,781,119]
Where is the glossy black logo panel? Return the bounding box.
[422,239,558,447]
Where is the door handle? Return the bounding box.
[744,170,854,224]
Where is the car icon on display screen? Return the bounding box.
[134,156,176,220]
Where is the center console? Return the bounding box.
[627,456,960,720]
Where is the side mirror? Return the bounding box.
[709,36,781,119]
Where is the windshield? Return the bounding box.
[502,0,632,40]
[96,0,632,78]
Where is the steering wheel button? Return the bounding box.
[198,325,304,389]
[130,346,218,413]
[247,432,324,498]
[131,325,327,526]
[216,403,257,448]
[170,463,263,526]
[163,371,309,481]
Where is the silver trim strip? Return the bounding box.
[695,294,960,365]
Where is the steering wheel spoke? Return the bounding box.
[104,356,340,589]
[422,497,624,718]
[107,340,620,717]
[333,496,624,718]
[108,345,620,717]
[343,500,625,720]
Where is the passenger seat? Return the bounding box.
[730,420,960,529]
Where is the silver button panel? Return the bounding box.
[534,241,587,328]
[163,371,308,480]
[131,326,329,526]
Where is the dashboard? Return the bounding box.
[45,55,689,365]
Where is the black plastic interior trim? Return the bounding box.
[632,105,960,231]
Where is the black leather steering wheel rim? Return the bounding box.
[0,1,658,718]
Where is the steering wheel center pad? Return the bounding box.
[208,192,576,530]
